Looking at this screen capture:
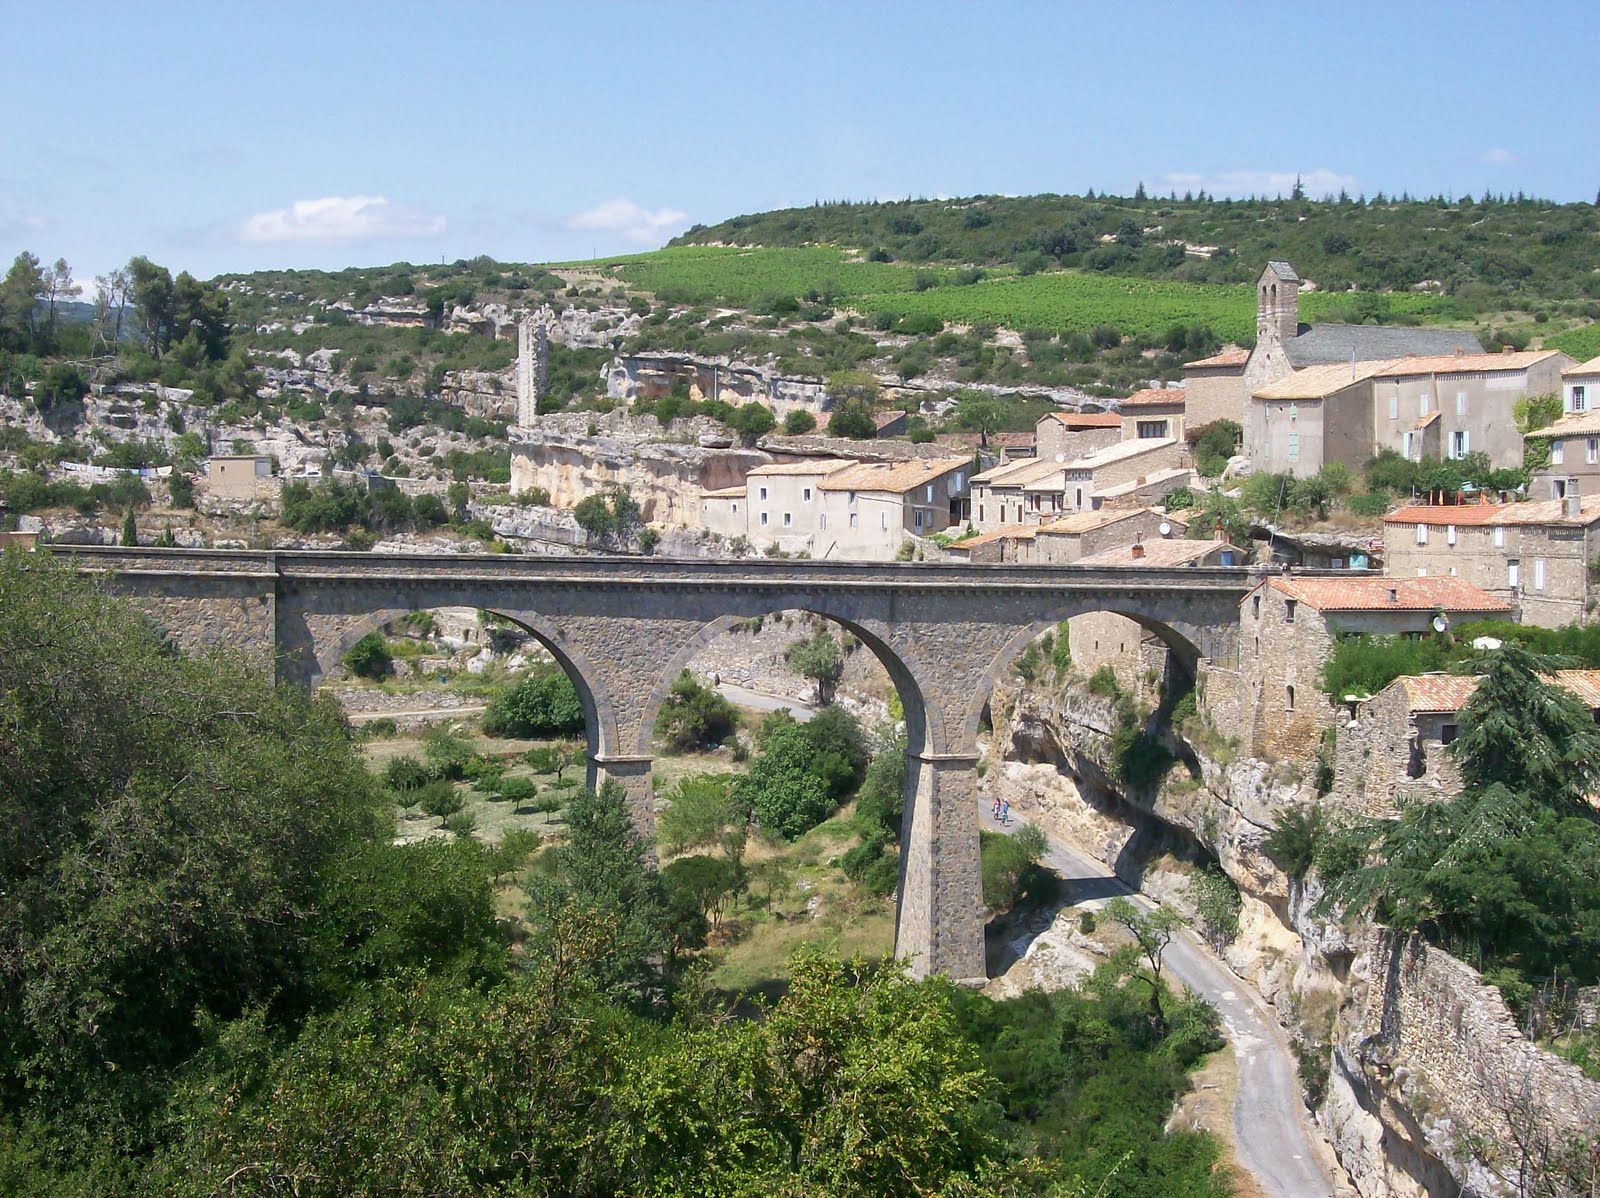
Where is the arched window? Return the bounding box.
[1286,684,1296,711]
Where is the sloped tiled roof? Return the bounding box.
[1413,410,1441,429]
[1065,437,1178,471]
[701,485,747,499]
[973,456,1066,486]
[945,523,1036,551]
[1528,410,1600,438]
[1384,498,1504,527]
[1033,507,1155,536]
[1119,387,1187,408]
[1489,494,1600,527]
[1266,261,1300,282]
[1265,575,1510,613]
[1076,538,1232,567]
[1373,349,1564,378]
[747,459,853,477]
[817,456,969,494]
[1042,411,1122,428]
[1393,669,1600,713]
[1253,360,1395,399]
[1284,325,1483,368]
[1092,466,1192,500]
[1184,348,1250,369]
[1565,355,1600,377]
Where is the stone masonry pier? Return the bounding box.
[62,545,1251,981]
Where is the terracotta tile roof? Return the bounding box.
[946,523,1035,550]
[816,456,969,494]
[1264,575,1511,613]
[1184,348,1250,369]
[1091,466,1192,499]
[1393,669,1600,713]
[1384,498,1504,527]
[747,459,853,477]
[1253,360,1397,400]
[1075,538,1232,567]
[1043,411,1123,428]
[1119,387,1187,408]
[1488,494,1600,526]
[973,456,1068,486]
[1066,437,1179,471]
[701,485,746,499]
[1527,410,1600,438]
[1566,355,1600,377]
[1373,349,1565,378]
[1033,508,1147,536]
[1413,410,1441,429]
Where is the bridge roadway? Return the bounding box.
[63,545,1254,981]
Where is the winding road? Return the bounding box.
[981,802,1340,1198]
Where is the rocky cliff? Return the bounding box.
[984,677,1599,1198]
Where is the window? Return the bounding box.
[1137,419,1167,438]
[1075,488,1084,508]
[760,512,769,526]
[759,486,768,500]
[819,514,826,529]
[783,512,792,527]
[1419,394,1430,416]
[1403,431,1416,459]
[1494,525,1505,548]
[1252,595,1261,619]
[1289,402,1298,423]
[849,513,858,529]
[848,490,857,505]
[1287,432,1299,460]
[955,472,965,489]
[1553,440,1566,464]
[1449,430,1468,459]
[925,484,933,502]
[1456,391,1468,415]
[1388,395,1399,420]
[802,488,812,501]
[978,504,984,521]
[1509,559,1520,589]
[1417,567,1428,577]
[1588,438,1598,464]
[1441,723,1459,746]
[1286,685,1295,712]
[1535,558,1546,591]
[1573,385,1588,413]
[731,503,738,513]
[913,510,924,529]
[880,512,889,530]
[1447,524,1457,546]
[1284,599,1297,623]
[1417,523,1429,545]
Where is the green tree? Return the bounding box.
[127,255,176,356]
[737,720,836,840]
[482,671,585,738]
[728,402,776,446]
[827,396,879,439]
[120,506,138,546]
[784,628,845,704]
[657,773,741,858]
[0,251,45,349]
[783,409,817,435]
[653,669,738,751]
[342,631,392,680]
[953,391,1011,445]
[1103,896,1185,1033]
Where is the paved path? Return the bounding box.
[716,683,817,721]
[982,802,1339,1198]
[346,704,487,723]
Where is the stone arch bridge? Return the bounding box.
[64,546,1250,980]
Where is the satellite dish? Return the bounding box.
[1158,521,1173,537]
[1431,614,1450,634]
[1055,453,1066,463]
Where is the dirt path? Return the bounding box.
[347,704,486,723]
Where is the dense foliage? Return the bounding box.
[1320,619,1600,700]
[1323,645,1600,985]
[482,669,586,738]
[653,669,740,751]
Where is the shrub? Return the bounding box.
[489,776,536,805]
[385,755,431,792]
[482,671,585,738]
[1192,865,1242,951]
[980,825,1050,912]
[421,727,476,781]
[343,631,392,680]
[1087,665,1120,697]
[442,810,477,838]
[419,780,464,822]
[782,409,817,435]
[653,671,738,752]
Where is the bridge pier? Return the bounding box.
[588,752,657,843]
[896,751,985,982]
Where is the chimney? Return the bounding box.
[1387,587,1398,604]
[1131,534,1145,560]
[1565,479,1581,520]
[1502,345,1515,354]
[1453,347,1465,357]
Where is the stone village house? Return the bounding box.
[1524,354,1600,500]
[1382,493,1600,628]
[970,438,1184,531]
[1332,669,1600,818]
[1238,575,1510,760]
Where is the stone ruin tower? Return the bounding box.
[1256,260,1301,352]
[515,312,549,428]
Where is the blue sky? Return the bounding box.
[3,0,1596,285]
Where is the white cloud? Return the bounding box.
[1156,168,1358,199]
[566,197,689,245]
[242,195,446,244]
[1481,147,1517,166]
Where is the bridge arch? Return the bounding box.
[312,605,617,760]
[637,607,932,759]
[965,603,1207,744]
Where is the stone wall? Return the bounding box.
[1239,583,1339,760]
[1327,930,1600,1197]
[1329,689,1462,819]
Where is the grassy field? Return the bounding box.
[587,244,1467,341]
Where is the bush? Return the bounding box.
[1087,664,1120,697]
[482,671,585,738]
[980,824,1050,912]
[782,409,817,435]
[343,631,392,680]
[1192,866,1241,951]
[385,755,431,792]
[419,780,465,822]
[421,727,476,781]
[654,671,738,752]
